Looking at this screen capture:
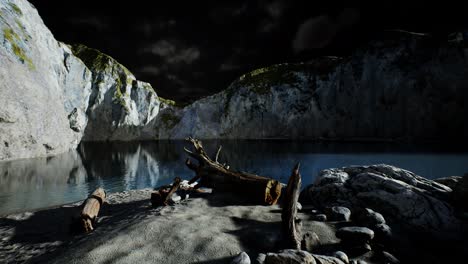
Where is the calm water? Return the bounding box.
[1,140,468,215]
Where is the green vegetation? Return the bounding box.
[71,44,112,72]
[15,18,29,40]
[112,76,131,113]
[233,63,307,95]
[2,27,34,70]
[160,112,181,129]
[8,2,22,16]
[159,97,177,106]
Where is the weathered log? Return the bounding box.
[281,163,302,249]
[79,187,106,233]
[184,137,282,205]
[151,177,182,206]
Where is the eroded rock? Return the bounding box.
[0,0,92,160]
[300,165,461,239]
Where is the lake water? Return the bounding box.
[1,140,467,216]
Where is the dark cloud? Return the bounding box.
[29,0,468,103]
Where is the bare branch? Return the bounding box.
[215,145,222,163]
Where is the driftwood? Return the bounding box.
[151,177,182,206]
[184,137,282,205]
[76,187,106,233]
[281,163,302,249]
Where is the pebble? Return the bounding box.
[311,214,327,222]
[231,252,250,264]
[297,202,302,210]
[327,206,351,221]
[333,251,349,264]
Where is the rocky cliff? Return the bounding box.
[0,0,92,160]
[0,0,166,160]
[71,44,162,141]
[157,32,468,141]
[1,0,468,161]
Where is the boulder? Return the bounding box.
[0,0,92,160]
[300,165,462,239]
[311,214,327,222]
[354,208,385,227]
[231,252,251,264]
[434,176,462,190]
[326,206,351,222]
[336,227,374,243]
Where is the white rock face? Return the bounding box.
[0,0,92,160]
[156,32,468,140]
[300,164,462,239]
[70,44,161,141]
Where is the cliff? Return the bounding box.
[1,0,468,161]
[157,32,468,141]
[0,0,91,160]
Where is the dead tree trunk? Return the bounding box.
[184,137,282,205]
[281,163,302,249]
[79,187,106,233]
[151,177,182,206]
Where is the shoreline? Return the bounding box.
[1,165,467,264]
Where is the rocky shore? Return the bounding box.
[0,164,466,264]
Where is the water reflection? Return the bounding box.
[0,140,467,215]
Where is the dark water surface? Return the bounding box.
[1,140,467,215]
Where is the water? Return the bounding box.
[1,140,467,216]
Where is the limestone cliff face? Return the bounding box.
[1,0,467,161]
[71,44,162,141]
[157,32,468,141]
[0,0,92,160]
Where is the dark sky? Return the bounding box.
[29,0,468,103]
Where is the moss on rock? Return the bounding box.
[71,44,114,72]
[232,63,306,95]
[2,27,34,70]
[8,2,22,16]
[159,97,177,106]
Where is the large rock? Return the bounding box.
[156,31,468,141]
[300,164,462,239]
[70,44,163,141]
[0,0,92,160]
[436,174,468,211]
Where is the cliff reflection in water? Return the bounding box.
[1,140,468,215]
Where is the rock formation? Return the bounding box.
[0,0,92,160]
[300,164,462,239]
[1,0,468,162]
[71,44,164,141]
[157,32,468,140]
